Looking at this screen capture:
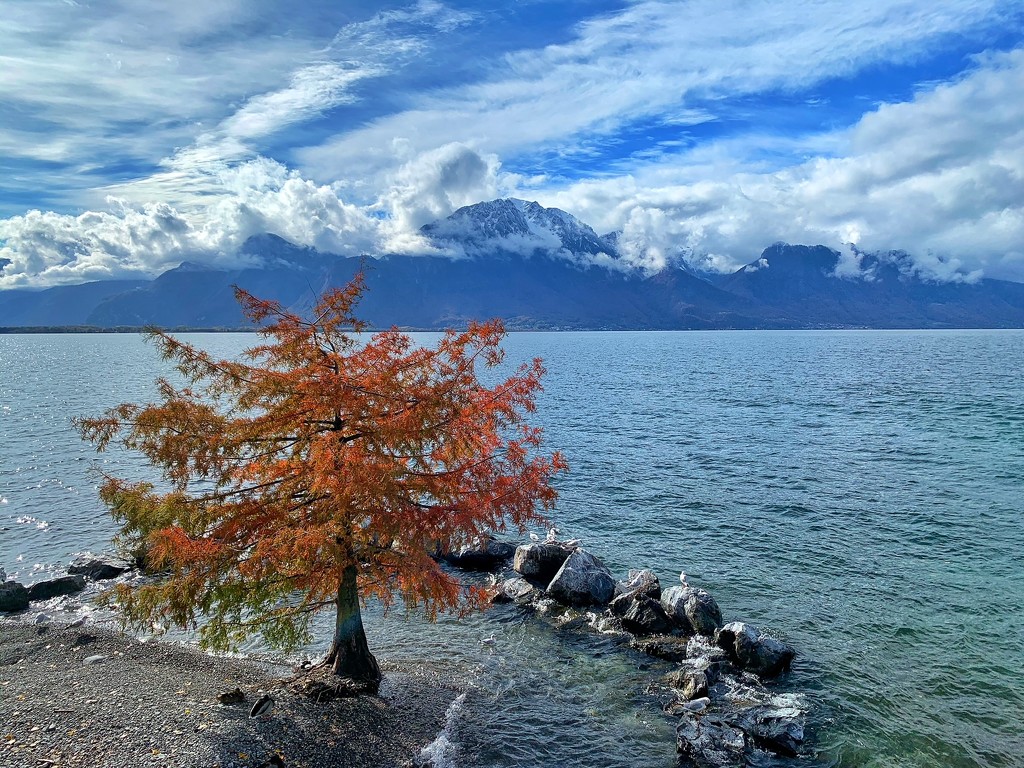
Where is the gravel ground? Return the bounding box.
[0,619,460,768]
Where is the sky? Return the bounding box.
[1,0,1023,288]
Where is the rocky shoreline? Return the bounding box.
[0,620,459,768]
[444,535,807,767]
[3,539,808,768]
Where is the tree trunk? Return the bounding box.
[326,564,381,691]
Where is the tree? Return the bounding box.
[77,276,566,691]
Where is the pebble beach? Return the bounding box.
[0,620,459,768]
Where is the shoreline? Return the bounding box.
[0,620,460,768]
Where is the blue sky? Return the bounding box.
[1,0,1023,287]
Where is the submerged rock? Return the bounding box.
[0,581,29,612]
[27,575,87,602]
[442,536,515,571]
[513,543,571,585]
[546,549,615,607]
[630,634,690,663]
[68,553,133,581]
[715,622,795,679]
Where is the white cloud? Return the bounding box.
[538,47,1024,282]
[0,159,383,288]
[297,0,1013,183]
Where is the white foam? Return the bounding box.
[417,691,467,768]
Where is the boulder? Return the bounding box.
[612,592,674,635]
[27,575,87,602]
[613,568,661,600]
[442,536,515,571]
[664,658,723,701]
[661,585,723,636]
[0,581,29,612]
[736,705,805,757]
[513,543,571,585]
[676,712,746,768]
[715,622,795,679]
[491,577,538,604]
[546,549,615,607]
[68,553,133,581]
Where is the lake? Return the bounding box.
[2,330,1023,767]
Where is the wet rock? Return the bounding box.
[614,568,661,600]
[736,705,805,757]
[612,592,674,635]
[676,712,746,768]
[68,553,134,581]
[630,634,691,662]
[442,536,515,571]
[715,622,795,679]
[662,585,723,636]
[491,577,537,604]
[0,581,29,612]
[513,543,571,585]
[687,634,729,663]
[664,658,722,701]
[27,575,87,601]
[546,549,615,607]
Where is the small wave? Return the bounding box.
[417,692,467,768]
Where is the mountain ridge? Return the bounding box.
[2,199,1023,330]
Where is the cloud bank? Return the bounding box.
[1,1,1023,287]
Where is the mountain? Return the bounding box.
[2,200,1023,329]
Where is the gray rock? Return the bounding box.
[442,536,515,571]
[715,622,795,679]
[82,654,108,665]
[513,542,571,585]
[613,592,674,635]
[613,568,661,600]
[665,658,723,701]
[662,585,723,636]
[0,581,29,612]
[491,577,537,604]
[546,549,615,607]
[27,575,87,601]
[68,553,133,581]
[737,705,805,757]
[676,712,746,768]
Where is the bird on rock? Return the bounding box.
[529,532,540,542]
[249,693,275,718]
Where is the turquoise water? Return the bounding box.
[2,330,1023,767]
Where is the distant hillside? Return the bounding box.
[1,200,1023,330]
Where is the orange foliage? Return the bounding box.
[77,275,567,653]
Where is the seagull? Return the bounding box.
[545,526,560,543]
[480,634,497,646]
[529,532,540,542]
[679,571,688,585]
[682,697,710,712]
[249,693,275,718]
[563,539,582,549]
